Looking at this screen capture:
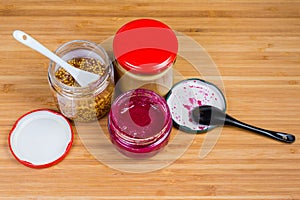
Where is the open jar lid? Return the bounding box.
[8,109,73,168]
[166,78,227,133]
[113,19,178,74]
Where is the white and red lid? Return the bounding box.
[166,79,227,133]
[113,19,178,74]
[8,109,73,168]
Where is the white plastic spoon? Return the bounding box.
[13,30,100,87]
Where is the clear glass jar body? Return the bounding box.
[108,89,172,158]
[48,40,114,122]
[114,61,174,97]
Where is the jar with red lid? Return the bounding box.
[113,19,178,96]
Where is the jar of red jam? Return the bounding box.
[113,19,178,96]
[108,89,172,158]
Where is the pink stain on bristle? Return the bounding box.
[188,111,193,122]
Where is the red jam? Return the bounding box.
[108,89,172,158]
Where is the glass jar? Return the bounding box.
[108,89,172,158]
[48,40,114,122]
[113,19,178,96]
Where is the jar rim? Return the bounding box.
[109,89,172,146]
[48,40,112,96]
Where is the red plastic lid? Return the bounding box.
[113,19,178,74]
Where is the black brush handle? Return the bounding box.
[225,115,296,143]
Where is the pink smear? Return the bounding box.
[197,100,202,106]
[189,98,196,104]
[183,104,192,110]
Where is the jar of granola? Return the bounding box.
[113,19,178,96]
[48,40,114,122]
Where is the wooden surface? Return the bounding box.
[1,0,300,199]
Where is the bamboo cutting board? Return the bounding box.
[0,0,300,199]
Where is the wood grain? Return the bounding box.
[0,0,300,199]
